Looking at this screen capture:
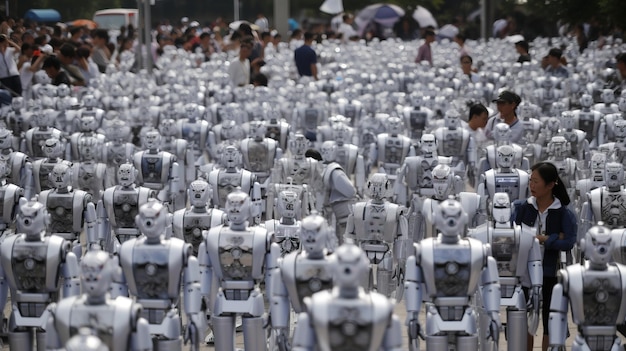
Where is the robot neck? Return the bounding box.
[440,234,460,244]
[86,294,108,305]
[280,217,295,225]
[587,261,608,271]
[498,166,512,172]
[607,185,623,192]
[191,205,207,213]
[306,250,325,259]
[24,231,44,241]
[56,186,71,194]
[145,235,162,245]
[493,221,511,229]
[337,286,360,299]
[0,148,12,155]
[229,222,247,231]
[370,198,384,205]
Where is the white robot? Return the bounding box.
[592,88,619,115]
[433,109,476,179]
[575,151,607,214]
[272,133,320,187]
[38,163,97,257]
[172,179,227,256]
[262,103,290,151]
[22,109,65,160]
[132,130,183,211]
[208,115,246,161]
[269,214,335,351]
[599,96,626,143]
[77,94,105,128]
[0,199,81,351]
[264,188,303,257]
[599,119,626,164]
[468,192,542,351]
[558,111,589,162]
[292,93,328,142]
[476,123,529,184]
[370,115,415,181]
[400,92,435,142]
[197,190,270,351]
[404,197,502,351]
[70,136,107,203]
[291,244,404,351]
[6,96,32,150]
[519,102,544,167]
[45,250,153,351]
[176,103,211,165]
[101,119,135,188]
[69,114,106,162]
[331,121,366,196]
[97,163,156,252]
[546,136,578,204]
[64,328,110,351]
[580,162,626,240]
[571,93,605,148]
[31,137,73,194]
[159,118,196,188]
[344,173,409,298]
[0,160,24,237]
[549,224,626,351]
[117,200,205,350]
[477,144,530,209]
[335,89,366,125]
[0,126,34,198]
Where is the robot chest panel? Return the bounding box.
[141,154,164,184]
[182,212,212,252]
[491,230,518,277]
[132,247,174,300]
[303,108,320,129]
[31,131,52,158]
[342,104,358,120]
[47,195,76,233]
[294,262,333,299]
[600,192,626,228]
[383,137,406,164]
[266,124,282,142]
[577,114,596,141]
[288,160,311,184]
[441,130,463,155]
[181,123,205,149]
[77,165,100,194]
[217,233,255,280]
[326,304,375,350]
[245,141,269,172]
[107,144,129,166]
[112,191,138,228]
[0,188,6,217]
[494,174,521,201]
[11,242,50,292]
[409,111,427,137]
[70,306,118,348]
[38,163,57,191]
[217,173,242,205]
[361,206,391,241]
[581,273,622,325]
[433,246,473,296]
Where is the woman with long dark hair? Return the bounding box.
[513,161,577,351]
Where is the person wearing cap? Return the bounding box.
[0,33,22,96]
[415,29,435,65]
[544,47,569,78]
[486,90,524,143]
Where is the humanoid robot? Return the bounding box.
[207,112,246,160]
[264,189,304,257]
[575,151,607,214]
[344,173,409,298]
[45,250,153,351]
[468,192,542,351]
[176,103,211,165]
[6,96,32,150]
[117,200,205,350]
[0,160,24,237]
[335,88,366,125]
[22,109,65,160]
[69,114,106,162]
[262,103,290,151]
[535,76,564,114]
[132,130,183,211]
[97,163,156,252]
[172,179,227,256]
[394,133,442,208]
[38,163,96,257]
[32,138,73,194]
[370,115,415,182]
[159,118,195,196]
[519,102,544,167]
[77,94,105,129]
[272,133,320,187]
[477,144,530,210]
[548,224,626,351]
[571,93,605,147]
[197,190,271,351]
[0,126,34,198]
[404,197,501,351]
[70,136,107,203]
[599,96,626,143]
[592,88,619,115]
[433,109,476,179]
[557,111,589,162]
[269,214,335,351]
[0,199,80,351]
[546,136,578,205]
[101,119,135,188]
[207,88,235,125]
[291,244,403,351]
[476,123,529,186]
[292,93,328,142]
[599,119,626,165]
[331,121,366,196]
[400,92,435,142]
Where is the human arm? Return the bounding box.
[543,208,577,251]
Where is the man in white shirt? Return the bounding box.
[228,38,254,87]
[0,34,22,96]
[337,14,358,43]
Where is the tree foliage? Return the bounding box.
[526,0,624,28]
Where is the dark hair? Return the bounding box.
[92,28,109,42]
[530,162,570,206]
[21,42,32,52]
[42,55,61,70]
[468,103,488,121]
[59,43,77,58]
[303,31,315,41]
[616,52,626,65]
[455,33,465,43]
[305,149,322,161]
[252,73,268,86]
[460,54,473,64]
[515,40,529,52]
[260,31,271,40]
[424,29,436,37]
[238,23,253,36]
[199,32,211,40]
[77,45,91,59]
[548,47,562,59]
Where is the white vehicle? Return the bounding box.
[93,8,138,40]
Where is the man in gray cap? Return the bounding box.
[485,90,524,143]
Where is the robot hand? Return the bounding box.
[406,312,424,351]
[527,285,542,335]
[487,311,501,345]
[184,313,203,351]
[273,327,291,351]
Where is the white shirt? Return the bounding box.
[228,58,250,87]
[255,17,269,32]
[19,62,34,98]
[338,23,357,43]
[0,47,18,78]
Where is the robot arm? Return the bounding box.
[61,251,81,298]
[527,236,543,335]
[168,161,182,209]
[355,154,365,197]
[343,211,356,244]
[95,200,110,251]
[84,201,98,250]
[130,314,153,351]
[269,256,291,351]
[548,272,569,349]
[109,253,128,298]
[183,254,205,351]
[44,304,64,350]
[197,241,213,306]
[22,161,34,200]
[394,208,410,301]
[404,244,424,350]
[291,310,315,351]
[481,255,502,344]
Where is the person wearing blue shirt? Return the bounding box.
[294,32,317,80]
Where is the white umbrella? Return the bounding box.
[320,0,344,15]
[412,6,437,29]
[355,3,405,31]
[438,24,459,38]
[505,34,525,43]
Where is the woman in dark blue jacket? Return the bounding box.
[513,162,577,351]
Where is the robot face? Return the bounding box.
[320,141,337,163]
[344,89,358,101]
[546,117,561,132]
[366,173,389,200]
[333,123,350,143]
[420,134,437,154]
[614,119,626,139]
[432,164,453,199]
[518,102,534,120]
[300,215,327,253]
[57,84,70,97]
[443,110,460,129]
[136,200,167,239]
[65,329,109,351]
[496,145,515,168]
[49,163,72,189]
[142,131,162,150]
[220,145,242,168]
[583,225,613,265]
[80,250,114,298]
[548,136,568,158]
[0,161,8,179]
[215,89,233,104]
[184,103,199,119]
[189,179,210,207]
[435,197,468,238]
[580,94,593,108]
[248,120,267,140]
[159,119,176,137]
[277,190,299,219]
[333,244,369,288]
[11,96,24,110]
[386,116,403,135]
[550,102,566,118]
[410,92,424,107]
[491,192,511,224]
[117,163,137,186]
[289,133,308,157]
[0,128,12,149]
[493,123,511,143]
[17,199,49,234]
[79,137,98,161]
[618,97,626,113]
[225,190,251,225]
[605,162,624,189]
[80,115,98,132]
[559,111,576,130]
[590,152,607,173]
[42,138,65,159]
[601,89,615,104]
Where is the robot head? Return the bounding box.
[16,199,50,237]
[289,133,308,157]
[410,91,424,107]
[225,189,252,225]
[0,127,12,150]
[248,120,267,140]
[518,101,535,120]
[276,189,299,219]
[135,200,168,240]
[550,101,566,118]
[333,244,370,289]
[104,120,131,142]
[65,328,110,351]
[601,89,615,104]
[491,192,511,224]
[158,118,177,137]
[57,83,71,98]
[614,119,626,140]
[11,96,24,111]
[435,196,468,242]
[366,173,390,200]
[117,163,138,187]
[333,122,351,144]
[495,144,515,169]
[0,160,8,179]
[559,111,576,130]
[142,130,162,150]
[184,103,200,120]
[431,164,454,199]
[79,137,99,161]
[493,123,511,143]
[300,214,328,254]
[580,93,593,108]
[618,96,626,113]
[82,94,98,108]
[420,133,437,155]
[220,145,242,168]
[79,115,98,132]
[547,136,569,158]
[320,141,337,163]
[443,109,461,129]
[80,250,115,298]
[42,138,65,159]
[188,179,211,208]
[49,163,72,189]
[386,116,404,135]
[605,162,624,190]
[581,224,613,267]
[215,89,233,104]
[590,152,607,180]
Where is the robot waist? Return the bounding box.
[579,326,618,336]
[223,289,254,301]
[15,292,55,303]
[137,299,173,310]
[140,307,169,325]
[222,280,255,290]
[434,305,470,322]
[17,302,49,318]
[433,297,470,307]
[361,242,390,252]
[143,182,165,190]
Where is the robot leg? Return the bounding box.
[8,328,34,350]
[242,315,267,351]
[457,334,480,350]
[212,314,237,351]
[72,239,82,259]
[477,303,490,351]
[506,308,528,351]
[425,335,449,351]
[154,337,182,351]
[376,253,394,298]
[36,329,46,351]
